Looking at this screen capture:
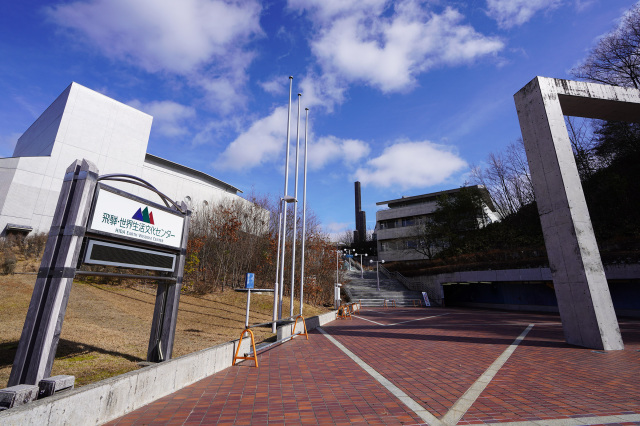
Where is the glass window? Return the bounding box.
[402,218,415,227]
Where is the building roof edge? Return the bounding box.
[143,153,243,194]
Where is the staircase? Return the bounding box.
[343,269,425,307]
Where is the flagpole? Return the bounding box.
[272,211,282,333]
[277,76,293,321]
[300,107,309,315]
[290,93,301,317]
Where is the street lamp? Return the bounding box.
[343,248,353,271]
[369,259,385,291]
[335,249,343,309]
[336,248,341,283]
[355,253,368,279]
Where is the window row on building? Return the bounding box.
[379,238,420,252]
[377,215,428,230]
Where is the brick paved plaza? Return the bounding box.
[107,308,640,425]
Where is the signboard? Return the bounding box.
[84,240,176,272]
[422,292,431,307]
[88,185,184,249]
[245,273,255,289]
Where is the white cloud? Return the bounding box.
[308,136,370,170]
[259,77,288,96]
[354,140,467,190]
[288,0,387,22]
[574,0,595,12]
[486,0,562,28]
[290,0,504,93]
[214,106,288,171]
[46,0,262,112]
[323,222,354,242]
[197,72,250,114]
[325,222,352,233]
[128,100,196,137]
[298,74,347,113]
[47,0,261,74]
[259,73,346,113]
[215,102,371,172]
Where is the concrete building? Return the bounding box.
[375,185,499,262]
[0,82,247,236]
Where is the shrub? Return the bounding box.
[1,250,17,275]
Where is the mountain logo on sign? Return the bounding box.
[132,207,155,225]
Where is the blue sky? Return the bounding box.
[0,0,636,239]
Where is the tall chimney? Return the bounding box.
[354,182,363,243]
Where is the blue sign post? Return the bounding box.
[245,273,255,289]
[244,273,255,327]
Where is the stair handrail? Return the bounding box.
[379,265,442,306]
[349,257,363,272]
[379,264,392,279]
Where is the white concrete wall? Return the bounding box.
[376,202,438,223]
[0,157,54,233]
[12,87,70,158]
[0,82,248,235]
[141,160,236,208]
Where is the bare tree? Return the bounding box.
[338,229,354,246]
[565,116,600,179]
[184,194,338,306]
[571,4,640,88]
[470,139,534,218]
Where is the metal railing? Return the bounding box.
[358,298,425,307]
[379,265,442,306]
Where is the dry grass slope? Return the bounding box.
[0,271,328,387]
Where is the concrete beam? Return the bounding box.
[38,376,74,398]
[514,77,627,350]
[0,385,39,411]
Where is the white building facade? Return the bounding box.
[0,82,249,236]
[375,186,499,262]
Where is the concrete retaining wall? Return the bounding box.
[407,265,640,291]
[0,311,336,425]
[406,265,640,313]
[454,302,640,318]
[276,311,337,341]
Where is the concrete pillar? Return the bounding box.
[514,77,625,350]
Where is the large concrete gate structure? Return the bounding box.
[513,77,640,350]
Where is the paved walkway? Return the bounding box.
[106,308,640,425]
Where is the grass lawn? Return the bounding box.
[0,270,328,387]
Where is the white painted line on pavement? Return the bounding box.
[441,323,534,426]
[484,413,640,426]
[352,316,386,325]
[387,313,450,326]
[318,326,444,426]
[352,313,450,326]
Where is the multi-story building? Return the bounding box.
[375,185,499,262]
[0,82,255,236]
